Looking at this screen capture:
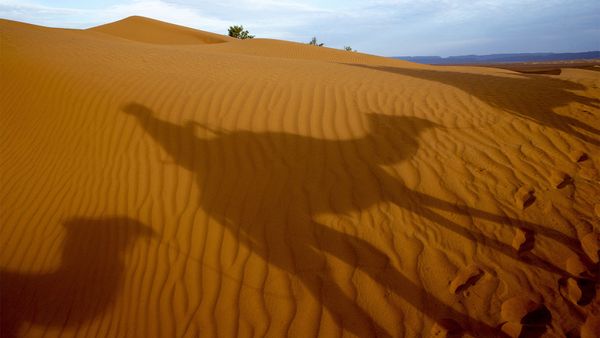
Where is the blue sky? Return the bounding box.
[1,0,598,56]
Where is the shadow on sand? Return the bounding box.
[345,64,600,146]
[0,217,153,338]
[123,102,584,337]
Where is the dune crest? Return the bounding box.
[89,16,234,44]
[1,17,599,337]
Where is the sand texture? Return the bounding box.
[1,16,600,338]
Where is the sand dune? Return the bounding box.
[1,16,599,338]
[89,16,234,44]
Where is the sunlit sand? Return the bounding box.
[1,16,599,338]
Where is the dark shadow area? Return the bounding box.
[515,229,535,253]
[453,61,600,75]
[575,279,597,306]
[344,64,600,146]
[558,276,598,307]
[556,175,574,189]
[454,273,485,295]
[523,195,537,209]
[0,217,153,338]
[520,305,552,338]
[123,102,585,337]
[514,68,562,75]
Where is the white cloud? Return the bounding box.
[0,0,232,30]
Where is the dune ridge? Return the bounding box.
[89,16,234,44]
[1,17,599,337]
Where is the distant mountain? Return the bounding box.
[394,51,600,64]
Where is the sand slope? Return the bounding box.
[89,16,234,44]
[1,17,600,338]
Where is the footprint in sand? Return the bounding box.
[558,277,596,306]
[448,264,484,294]
[512,228,534,253]
[500,296,552,338]
[550,170,573,189]
[569,149,589,163]
[559,243,599,306]
[515,186,536,209]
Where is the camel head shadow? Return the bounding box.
[60,216,155,268]
[0,216,154,338]
[123,102,153,121]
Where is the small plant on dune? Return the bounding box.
[344,46,356,52]
[308,36,324,47]
[228,25,254,39]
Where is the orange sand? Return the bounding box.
[1,16,599,338]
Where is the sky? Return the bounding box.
[1,0,599,56]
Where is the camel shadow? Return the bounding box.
[344,64,600,146]
[0,217,154,338]
[123,102,583,337]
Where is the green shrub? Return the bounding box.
[308,37,324,47]
[228,25,254,39]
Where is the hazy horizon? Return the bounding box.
[395,51,600,57]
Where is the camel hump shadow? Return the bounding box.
[0,216,154,338]
[122,102,437,148]
[122,102,444,229]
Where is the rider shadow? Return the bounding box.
[0,217,154,338]
[344,64,600,146]
[123,102,579,337]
